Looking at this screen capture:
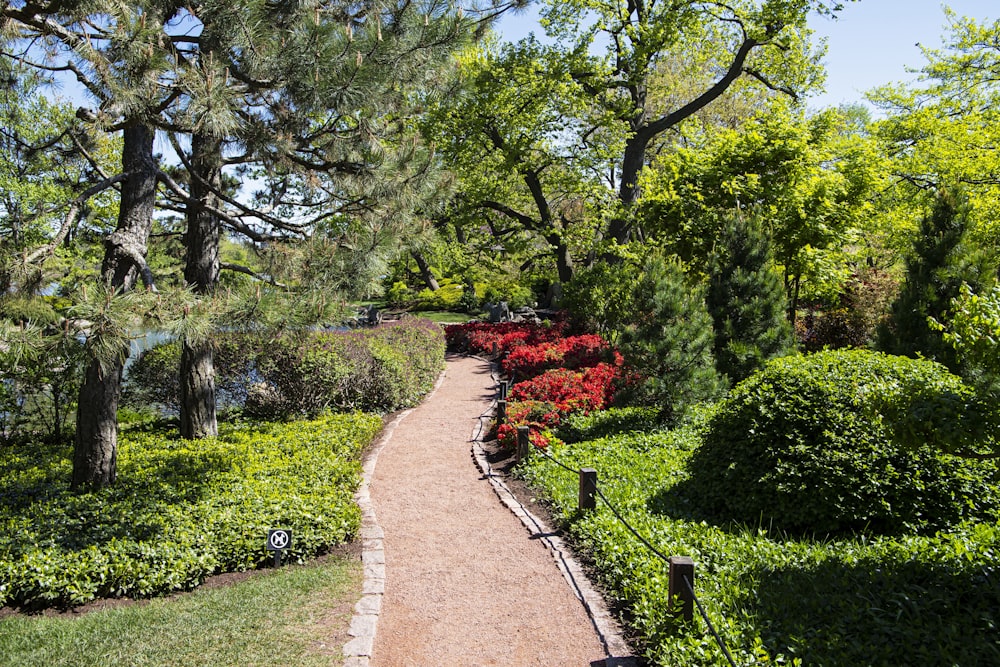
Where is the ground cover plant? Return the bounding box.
[518,415,1000,666]
[0,413,382,608]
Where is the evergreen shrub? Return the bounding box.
[688,349,999,535]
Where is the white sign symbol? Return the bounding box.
[269,530,289,549]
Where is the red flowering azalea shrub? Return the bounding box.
[500,334,611,379]
[496,400,561,450]
[444,320,569,355]
[509,362,620,415]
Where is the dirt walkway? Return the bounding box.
[347,354,634,667]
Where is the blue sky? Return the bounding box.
[496,1,998,109]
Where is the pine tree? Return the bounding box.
[617,255,724,421]
[878,188,996,372]
[706,214,793,383]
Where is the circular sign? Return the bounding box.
[267,529,292,551]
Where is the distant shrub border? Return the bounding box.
[0,413,382,609]
[126,318,446,418]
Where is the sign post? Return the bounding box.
[266,529,292,567]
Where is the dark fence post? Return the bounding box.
[579,468,597,511]
[668,556,695,622]
[497,400,507,424]
[499,380,508,400]
[516,426,530,462]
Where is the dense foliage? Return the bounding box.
[878,189,996,371]
[688,350,999,535]
[616,256,725,419]
[705,215,793,383]
[126,318,446,418]
[0,413,382,608]
[519,422,1000,666]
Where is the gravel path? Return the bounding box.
[345,354,635,667]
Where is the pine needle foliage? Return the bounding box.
[617,255,725,421]
[878,188,997,372]
[706,213,793,383]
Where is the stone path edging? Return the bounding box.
[471,363,639,667]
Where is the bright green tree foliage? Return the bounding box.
[641,103,884,319]
[424,38,623,284]
[537,0,847,243]
[872,11,1000,245]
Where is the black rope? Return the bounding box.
[530,440,580,475]
[684,574,738,667]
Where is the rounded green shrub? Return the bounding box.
[687,349,999,535]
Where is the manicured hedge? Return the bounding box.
[688,349,999,535]
[126,318,446,418]
[519,418,1000,666]
[0,413,382,608]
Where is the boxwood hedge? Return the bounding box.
[0,413,382,608]
[687,350,999,536]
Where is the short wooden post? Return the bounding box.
[668,556,695,622]
[497,400,507,424]
[579,468,597,511]
[516,426,530,462]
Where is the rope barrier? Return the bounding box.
[528,435,739,666]
[482,354,737,665]
[683,574,738,667]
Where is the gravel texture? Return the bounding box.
[349,354,635,667]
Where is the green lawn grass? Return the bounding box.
[0,554,360,667]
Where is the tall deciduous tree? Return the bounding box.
[641,103,883,323]
[871,11,1000,245]
[538,0,846,244]
[425,38,623,283]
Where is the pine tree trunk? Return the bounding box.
[73,122,157,491]
[180,337,217,438]
[179,133,221,439]
[73,360,123,489]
